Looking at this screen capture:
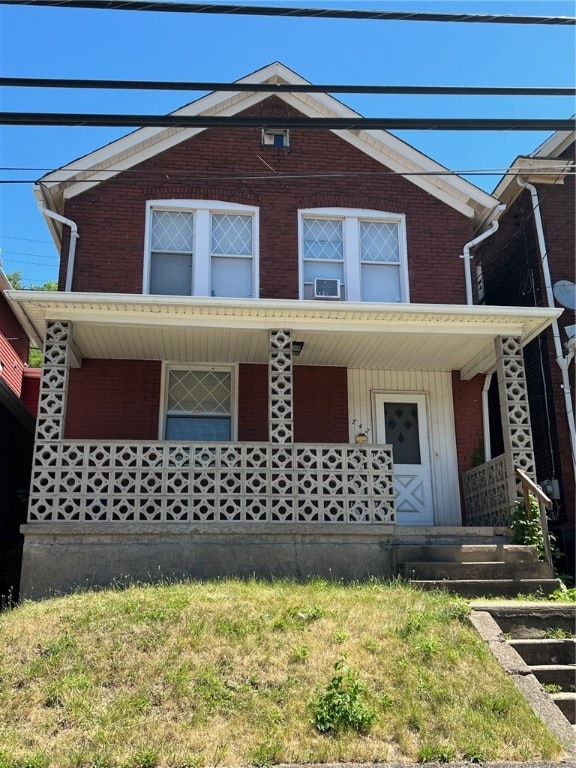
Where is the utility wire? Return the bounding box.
[1,113,574,130]
[0,0,574,25]
[1,77,574,97]
[3,168,576,184]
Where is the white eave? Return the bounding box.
[492,155,574,208]
[6,291,561,380]
[34,62,499,232]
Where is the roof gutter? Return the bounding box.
[517,175,576,477]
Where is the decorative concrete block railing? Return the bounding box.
[462,454,514,527]
[29,441,395,524]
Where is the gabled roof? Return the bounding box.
[35,61,499,246]
[491,121,575,209]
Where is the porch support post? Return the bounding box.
[268,330,293,443]
[29,320,73,521]
[494,335,536,502]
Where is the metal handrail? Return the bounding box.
[515,467,554,572]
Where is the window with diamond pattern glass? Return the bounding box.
[150,210,194,295]
[211,214,253,298]
[302,218,344,295]
[360,221,401,302]
[166,369,232,441]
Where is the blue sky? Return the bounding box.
[0,0,574,285]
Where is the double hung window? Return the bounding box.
[145,201,258,299]
[164,367,234,441]
[300,208,409,303]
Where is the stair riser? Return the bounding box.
[403,562,551,581]
[531,666,576,689]
[551,695,576,724]
[396,544,538,565]
[496,614,576,639]
[509,640,576,666]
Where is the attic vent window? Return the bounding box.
[261,128,290,148]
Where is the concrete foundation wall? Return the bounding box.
[19,523,512,600]
[19,524,397,599]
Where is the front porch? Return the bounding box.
[7,294,561,596]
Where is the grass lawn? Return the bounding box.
[0,579,564,768]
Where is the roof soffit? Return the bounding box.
[37,62,498,225]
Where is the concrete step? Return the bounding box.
[403,560,552,581]
[474,604,576,639]
[409,579,563,599]
[509,639,576,666]
[396,544,539,565]
[531,664,576,689]
[550,692,576,724]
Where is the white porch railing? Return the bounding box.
[29,441,395,524]
[462,454,513,526]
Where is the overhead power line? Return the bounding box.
[1,113,573,131]
[1,77,574,97]
[0,0,574,25]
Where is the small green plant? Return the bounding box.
[511,495,558,564]
[290,644,309,663]
[418,743,456,763]
[543,683,562,694]
[249,738,283,767]
[311,657,377,735]
[125,747,159,768]
[545,627,573,639]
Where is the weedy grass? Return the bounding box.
[0,579,563,767]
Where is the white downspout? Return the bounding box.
[517,176,576,476]
[37,204,79,292]
[460,206,505,305]
[482,372,493,461]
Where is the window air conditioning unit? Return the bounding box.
[314,278,341,300]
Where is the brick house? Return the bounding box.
[476,126,575,576]
[0,268,39,601]
[7,63,561,597]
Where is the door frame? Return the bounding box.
[373,392,434,525]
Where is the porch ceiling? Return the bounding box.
[7,292,561,379]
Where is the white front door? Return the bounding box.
[374,394,434,525]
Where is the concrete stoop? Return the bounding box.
[470,604,576,755]
[397,544,562,598]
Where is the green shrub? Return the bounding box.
[311,657,377,735]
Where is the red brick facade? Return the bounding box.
[59,98,473,303]
[451,372,485,522]
[66,360,349,444]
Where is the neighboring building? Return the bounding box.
[476,127,575,576]
[0,269,38,601]
[6,63,561,597]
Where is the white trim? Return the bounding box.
[36,62,499,228]
[143,200,259,299]
[373,391,434,525]
[159,362,238,441]
[299,207,409,303]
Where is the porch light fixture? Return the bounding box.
[291,341,304,357]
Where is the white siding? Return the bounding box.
[347,369,461,525]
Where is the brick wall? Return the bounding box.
[21,368,41,416]
[64,359,349,443]
[65,360,162,439]
[0,291,28,398]
[477,140,575,528]
[60,97,474,303]
[451,371,485,522]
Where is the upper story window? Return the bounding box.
[299,208,409,303]
[144,201,259,299]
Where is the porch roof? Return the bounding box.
[7,292,561,379]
